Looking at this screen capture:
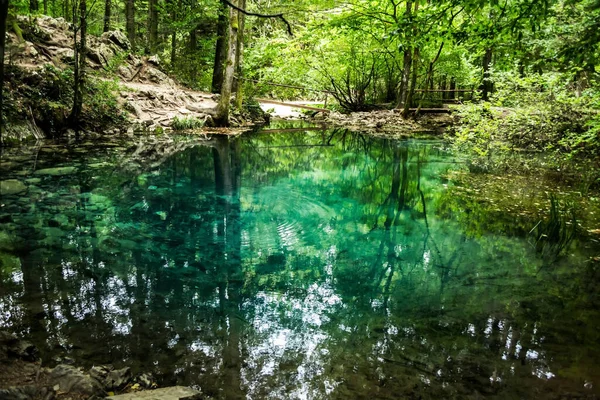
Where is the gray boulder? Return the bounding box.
[101,31,131,51]
[49,364,105,397]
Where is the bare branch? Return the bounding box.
[219,0,293,36]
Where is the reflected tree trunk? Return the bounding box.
[213,136,244,399]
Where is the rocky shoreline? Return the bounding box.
[0,331,202,400]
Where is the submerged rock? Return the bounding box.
[0,332,38,362]
[49,364,105,397]
[105,367,132,391]
[0,385,50,400]
[104,386,202,400]
[0,180,27,195]
[34,167,77,176]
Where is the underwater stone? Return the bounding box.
[49,364,105,397]
[34,166,77,176]
[105,367,132,391]
[0,231,15,251]
[0,180,27,195]
[104,386,202,400]
[0,252,21,270]
[25,178,42,184]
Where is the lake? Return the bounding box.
[1,125,599,399]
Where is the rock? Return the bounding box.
[101,30,131,51]
[105,367,131,391]
[146,67,168,84]
[104,386,202,400]
[0,180,27,195]
[0,385,46,400]
[0,252,21,270]
[89,365,113,383]
[89,43,116,68]
[118,65,134,80]
[34,167,77,176]
[49,364,105,397]
[0,331,38,362]
[135,373,155,389]
[148,55,160,66]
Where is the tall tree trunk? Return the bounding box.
[0,0,7,143]
[169,0,177,67]
[214,1,238,127]
[211,2,228,94]
[30,0,39,13]
[189,26,197,83]
[148,0,158,52]
[234,0,245,109]
[125,0,135,50]
[449,77,456,99]
[403,47,419,117]
[397,48,412,110]
[70,0,87,131]
[396,0,412,112]
[481,47,493,101]
[103,0,111,32]
[43,0,48,14]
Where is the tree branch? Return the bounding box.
[219,0,293,36]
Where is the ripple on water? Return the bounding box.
[243,185,334,253]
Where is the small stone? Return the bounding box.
[105,367,131,391]
[0,179,27,195]
[104,386,202,400]
[34,167,77,176]
[49,364,105,397]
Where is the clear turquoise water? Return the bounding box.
[1,127,599,399]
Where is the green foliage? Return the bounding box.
[3,64,125,135]
[450,71,600,184]
[84,78,126,128]
[171,116,205,130]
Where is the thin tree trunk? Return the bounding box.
[396,0,412,111]
[125,0,135,50]
[0,0,8,143]
[481,47,493,101]
[189,26,197,83]
[43,0,48,14]
[403,47,419,117]
[148,0,158,52]
[170,0,177,67]
[214,1,238,127]
[234,0,245,109]
[449,77,456,99]
[417,41,444,114]
[30,0,39,13]
[211,2,228,93]
[103,0,111,32]
[70,0,87,131]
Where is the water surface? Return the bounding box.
[1,127,599,399]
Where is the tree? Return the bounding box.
[125,0,135,49]
[211,3,228,94]
[214,0,238,126]
[0,0,8,143]
[103,0,111,32]
[69,0,87,131]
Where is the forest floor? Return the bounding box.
[6,15,452,140]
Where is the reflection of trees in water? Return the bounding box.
[2,132,598,398]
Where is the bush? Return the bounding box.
[171,116,205,130]
[450,71,600,174]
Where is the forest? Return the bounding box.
[1,0,600,400]
[0,0,599,156]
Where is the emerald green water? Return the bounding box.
[1,127,600,399]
